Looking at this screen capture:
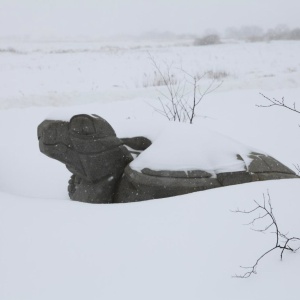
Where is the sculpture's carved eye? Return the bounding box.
[69,114,117,138]
[70,115,96,135]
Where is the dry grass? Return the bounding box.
[142,70,178,88]
[205,70,230,80]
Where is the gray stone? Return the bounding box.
[248,152,295,174]
[257,172,298,181]
[38,114,299,204]
[141,168,212,178]
[38,114,133,203]
[120,136,152,151]
[114,166,221,203]
[68,174,118,204]
[217,171,258,186]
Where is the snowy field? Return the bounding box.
[1,38,300,299]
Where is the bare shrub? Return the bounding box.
[266,24,290,40]
[225,26,264,41]
[205,70,229,80]
[142,71,178,88]
[194,34,220,46]
[0,47,23,54]
[232,191,300,278]
[293,164,300,175]
[148,54,222,124]
[289,28,300,40]
[265,25,300,41]
[246,35,266,43]
[258,92,300,176]
[225,25,300,42]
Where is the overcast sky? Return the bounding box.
[0,0,300,38]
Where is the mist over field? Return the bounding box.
[1,0,300,39]
[1,1,300,299]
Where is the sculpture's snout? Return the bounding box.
[38,120,70,146]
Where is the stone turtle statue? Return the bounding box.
[38,114,298,203]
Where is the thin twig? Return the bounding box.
[232,191,300,278]
[258,93,300,114]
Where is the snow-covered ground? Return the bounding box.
[1,38,300,300]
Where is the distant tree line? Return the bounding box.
[194,25,300,46]
[225,24,300,42]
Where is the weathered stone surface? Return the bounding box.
[115,166,221,203]
[257,172,298,181]
[248,152,295,174]
[68,174,118,203]
[121,136,152,151]
[141,168,212,178]
[38,114,299,204]
[38,114,133,203]
[217,171,257,186]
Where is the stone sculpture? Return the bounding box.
[38,114,298,203]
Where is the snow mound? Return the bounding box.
[130,122,258,175]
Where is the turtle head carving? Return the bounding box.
[38,114,133,183]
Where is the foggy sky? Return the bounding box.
[0,0,299,38]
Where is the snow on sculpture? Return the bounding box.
[38,114,298,203]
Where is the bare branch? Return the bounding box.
[233,246,278,278]
[232,191,300,278]
[293,164,300,175]
[148,54,222,124]
[258,93,300,114]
